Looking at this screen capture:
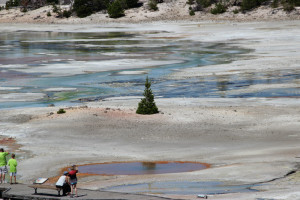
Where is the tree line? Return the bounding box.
[1,0,300,18]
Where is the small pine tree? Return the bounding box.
[108,0,125,18]
[189,9,195,15]
[210,2,226,14]
[148,0,158,11]
[241,0,268,11]
[196,0,212,8]
[136,77,159,115]
[57,108,66,114]
[271,0,279,8]
[73,0,94,18]
[125,0,138,8]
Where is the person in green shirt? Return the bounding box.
[8,154,17,184]
[0,148,9,184]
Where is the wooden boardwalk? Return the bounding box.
[0,184,178,200]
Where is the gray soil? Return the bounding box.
[1,97,300,200]
[1,21,300,200]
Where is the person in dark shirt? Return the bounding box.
[68,165,78,197]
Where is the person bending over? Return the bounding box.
[56,171,71,196]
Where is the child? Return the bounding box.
[68,165,78,197]
[7,154,17,184]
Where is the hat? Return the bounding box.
[63,171,68,175]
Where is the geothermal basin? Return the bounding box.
[75,161,259,195]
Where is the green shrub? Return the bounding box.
[47,0,59,4]
[280,0,300,10]
[271,0,279,7]
[13,0,20,6]
[285,0,300,6]
[73,0,109,18]
[63,9,72,18]
[125,0,139,8]
[187,0,195,5]
[136,77,159,115]
[75,6,93,17]
[117,0,128,9]
[196,0,212,8]
[52,3,60,13]
[93,0,110,10]
[283,3,295,11]
[5,0,21,8]
[194,0,212,11]
[5,1,10,9]
[241,0,257,11]
[5,0,12,9]
[107,0,125,18]
[57,108,66,114]
[210,2,226,14]
[73,0,94,17]
[241,0,267,11]
[189,9,195,15]
[52,4,71,18]
[148,0,158,10]
[233,8,239,14]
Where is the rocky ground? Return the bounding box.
[0,97,300,199]
[0,0,300,24]
[0,16,300,200]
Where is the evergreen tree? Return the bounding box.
[136,77,159,115]
[73,0,93,17]
[241,0,268,11]
[73,0,109,18]
[125,0,138,8]
[107,0,125,18]
[47,0,59,4]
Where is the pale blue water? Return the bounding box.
[103,181,260,195]
[0,30,299,109]
[77,162,260,195]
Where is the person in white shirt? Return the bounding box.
[56,171,71,196]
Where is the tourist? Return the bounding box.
[0,148,9,184]
[68,165,78,197]
[56,171,71,196]
[7,153,17,184]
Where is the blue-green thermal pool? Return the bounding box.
[0,29,299,109]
